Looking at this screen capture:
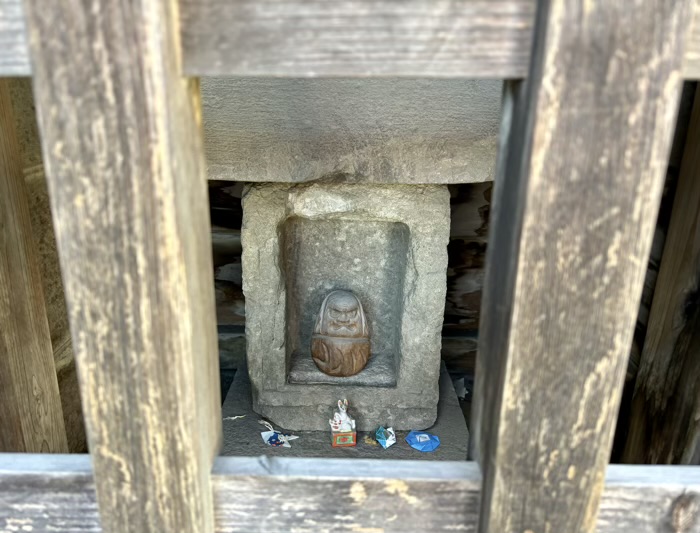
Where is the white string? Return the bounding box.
[258,420,275,432]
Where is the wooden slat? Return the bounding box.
[3,0,700,78]
[0,0,28,76]
[21,0,221,531]
[180,0,535,78]
[0,79,68,453]
[623,86,700,465]
[1,455,699,532]
[685,3,700,78]
[472,1,693,532]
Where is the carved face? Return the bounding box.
[312,291,370,377]
[315,290,368,338]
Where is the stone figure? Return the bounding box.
[311,290,370,377]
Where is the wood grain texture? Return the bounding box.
[0,80,67,453]
[0,0,28,76]
[180,0,535,78]
[623,86,700,465]
[21,0,221,531]
[3,0,700,78]
[472,1,693,532]
[1,455,699,532]
[685,1,700,79]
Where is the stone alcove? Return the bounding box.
[242,183,450,430]
[283,216,409,387]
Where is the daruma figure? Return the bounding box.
[311,290,370,377]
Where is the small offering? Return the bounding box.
[405,430,440,452]
[375,426,396,449]
[329,399,357,447]
[260,420,299,448]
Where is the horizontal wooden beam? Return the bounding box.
[0,0,26,76]
[0,454,699,532]
[3,0,700,78]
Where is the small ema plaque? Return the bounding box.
[329,399,357,448]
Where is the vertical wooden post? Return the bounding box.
[623,86,700,465]
[0,80,68,453]
[473,1,693,532]
[21,0,221,531]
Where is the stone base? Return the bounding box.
[288,349,396,387]
[254,401,437,432]
[222,363,469,461]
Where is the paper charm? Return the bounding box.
[375,426,396,449]
[405,430,440,452]
[259,420,299,448]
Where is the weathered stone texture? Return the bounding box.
[242,183,450,430]
[222,362,469,461]
[202,78,501,184]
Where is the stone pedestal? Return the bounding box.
[242,183,450,430]
[221,363,469,461]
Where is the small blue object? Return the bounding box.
[405,430,440,452]
[267,432,285,447]
[375,426,396,449]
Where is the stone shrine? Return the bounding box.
[204,77,501,433]
[242,183,450,430]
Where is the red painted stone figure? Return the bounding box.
[311,290,370,377]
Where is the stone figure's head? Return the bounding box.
[311,290,370,377]
[314,290,368,338]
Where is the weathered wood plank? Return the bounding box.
[0,80,67,453]
[623,86,700,465]
[1,455,699,532]
[685,2,700,79]
[21,0,221,531]
[180,0,535,78]
[472,1,693,532]
[3,0,700,78]
[0,0,28,76]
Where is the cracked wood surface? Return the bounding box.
[1,455,699,532]
[472,1,694,532]
[21,0,221,531]
[623,86,700,465]
[2,0,700,78]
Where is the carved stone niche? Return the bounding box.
[242,183,449,430]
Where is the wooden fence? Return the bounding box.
[1,0,700,531]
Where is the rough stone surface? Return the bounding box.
[7,77,502,185]
[8,78,42,169]
[8,80,69,354]
[218,330,246,370]
[285,217,408,383]
[222,363,469,461]
[289,349,396,387]
[242,183,450,430]
[202,78,501,184]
